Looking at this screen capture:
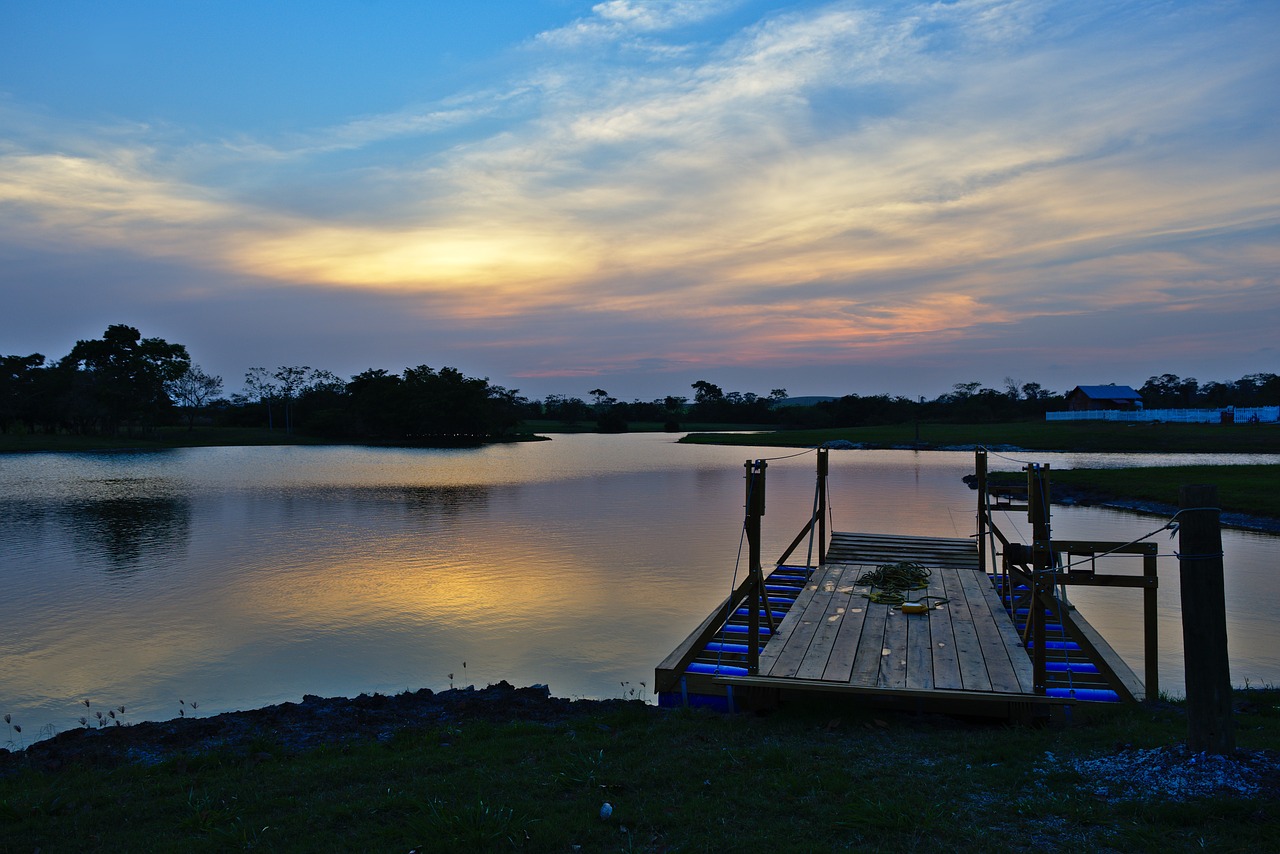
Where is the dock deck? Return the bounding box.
[657,532,1052,716]
[656,450,1153,718]
[753,534,1034,697]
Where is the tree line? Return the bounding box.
[0,325,524,442]
[3,325,1276,439]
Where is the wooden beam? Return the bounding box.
[1047,594,1145,702]
[714,675,1064,705]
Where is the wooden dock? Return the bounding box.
[656,450,1154,718]
[656,533,1049,717]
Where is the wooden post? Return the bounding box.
[816,448,828,566]
[1143,548,1159,701]
[1178,485,1235,754]
[975,448,988,574]
[1027,464,1051,695]
[744,460,769,674]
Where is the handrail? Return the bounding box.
[973,447,1158,702]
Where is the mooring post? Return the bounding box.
[744,459,769,674]
[1178,484,1235,754]
[816,447,828,566]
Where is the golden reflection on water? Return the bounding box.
[2,437,1278,740]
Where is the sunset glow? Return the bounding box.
[2,0,1276,398]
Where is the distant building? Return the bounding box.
[1066,385,1143,412]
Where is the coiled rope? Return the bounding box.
[855,562,949,607]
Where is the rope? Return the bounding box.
[855,562,949,607]
[756,447,818,462]
[1051,507,1221,572]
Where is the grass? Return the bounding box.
[2,692,1278,852]
[681,422,1280,521]
[1036,465,1280,521]
[0,427,332,454]
[679,420,1280,454]
[518,419,772,434]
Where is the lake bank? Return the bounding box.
[964,465,1280,531]
[3,681,1279,851]
[680,420,1280,455]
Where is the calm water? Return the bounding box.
[2,434,1278,741]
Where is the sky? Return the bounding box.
[1,0,1277,403]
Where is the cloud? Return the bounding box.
[535,0,739,49]
[1,0,1277,393]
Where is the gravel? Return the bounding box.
[1044,744,1280,802]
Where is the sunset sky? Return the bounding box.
[2,0,1277,402]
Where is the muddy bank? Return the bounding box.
[0,682,645,775]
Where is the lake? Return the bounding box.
[2,433,1278,742]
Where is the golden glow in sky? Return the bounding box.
[1,1,1277,398]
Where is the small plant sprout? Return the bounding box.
[3,713,21,747]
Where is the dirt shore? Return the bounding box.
[0,682,637,775]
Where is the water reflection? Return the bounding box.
[0,436,1276,743]
[66,494,191,570]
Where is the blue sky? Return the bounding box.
[2,0,1277,401]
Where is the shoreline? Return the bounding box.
[0,682,632,770]
[963,476,1280,535]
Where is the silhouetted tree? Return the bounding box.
[59,325,190,435]
[166,364,224,430]
[0,353,46,434]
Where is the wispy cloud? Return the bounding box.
[1,0,1276,390]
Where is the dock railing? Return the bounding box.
[975,448,1158,702]
[654,448,830,690]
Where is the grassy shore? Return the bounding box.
[0,427,333,454]
[1023,465,1280,522]
[2,686,1278,852]
[679,420,1279,455]
[681,421,1280,523]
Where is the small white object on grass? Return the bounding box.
[599,802,613,820]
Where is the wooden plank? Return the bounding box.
[877,606,910,689]
[956,566,1023,694]
[1055,599,1146,702]
[927,570,961,689]
[904,606,935,691]
[943,568,992,692]
[756,567,826,675]
[795,565,858,681]
[821,568,874,683]
[848,593,890,688]
[762,565,838,678]
[978,573,1037,694]
[828,532,979,571]
[655,581,751,692]
[717,674,1064,705]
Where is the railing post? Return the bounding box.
[816,447,828,565]
[744,459,769,674]
[1144,547,1159,701]
[975,448,988,574]
[1178,484,1234,754]
[1027,463,1051,695]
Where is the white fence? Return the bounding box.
[1046,406,1279,424]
